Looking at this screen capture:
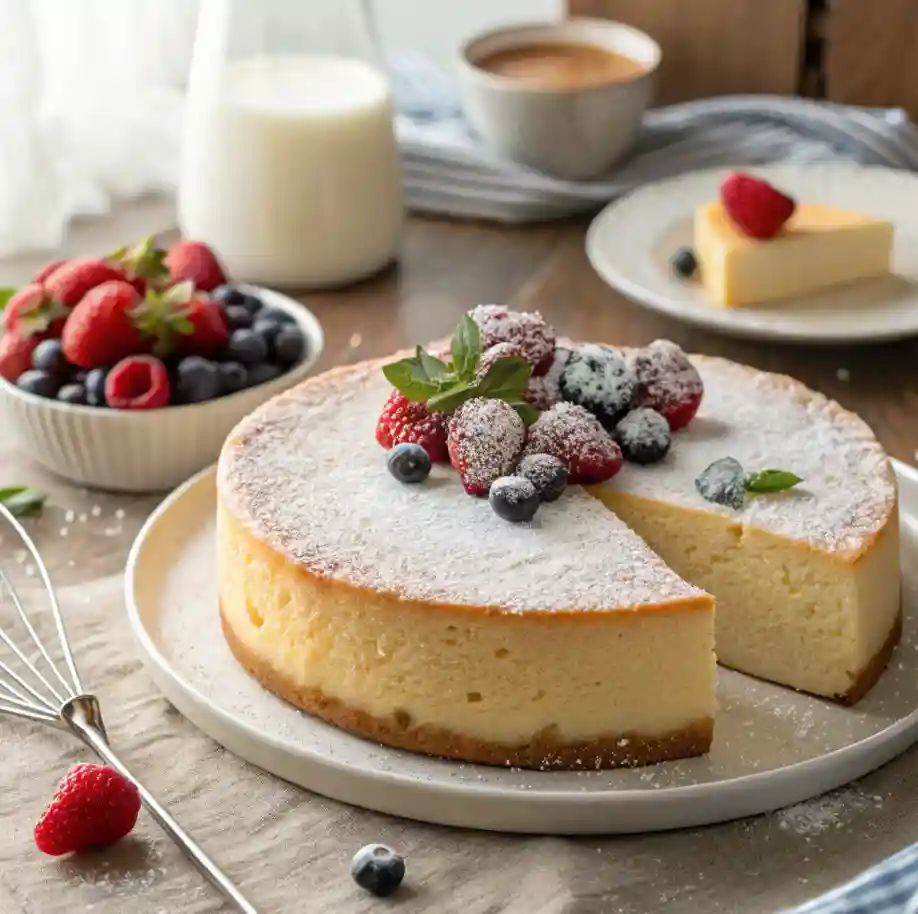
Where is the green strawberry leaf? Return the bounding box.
[0,486,47,518]
[744,469,803,494]
[0,288,16,311]
[475,356,531,401]
[381,359,440,402]
[451,315,481,381]
[416,346,450,381]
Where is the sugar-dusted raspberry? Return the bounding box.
[476,342,527,379]
[522,345,568,411]
[447,397,526,496]
[627,339,703,431]
[559,344,636,429]
[523,402,623,485]
[376,390,449,462]
[468,304,556,376]
[614,407,671,465]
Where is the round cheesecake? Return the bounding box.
[216,347,900,771]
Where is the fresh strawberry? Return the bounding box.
[108,235,169,295]
[523,402,623,485]
[376,390,449,463]
[0,333,40,382]
[2,283,68,339]
[628,339,703,431]
[178,295,228,355]
[720,172,796,240]
[468,304,556,376]
[105,355,171,409]
[32,260,66,283]
[447,398,525,496]
[44,258,126,308]
[34,763,141,856]
[165,240,227,292]
[129,281,228,357]
[62,280,146,369]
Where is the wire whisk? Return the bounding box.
[0,502,260,914]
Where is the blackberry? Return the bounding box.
[614,408,671,465]
[559,344,636,429]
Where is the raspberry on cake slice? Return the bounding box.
[448,397,526,496]
[468,304,556,376]
[628,340,704,431]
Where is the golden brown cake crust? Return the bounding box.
[838,610,902,705]
[220,603,714,771]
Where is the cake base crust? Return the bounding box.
[220,605,714,771]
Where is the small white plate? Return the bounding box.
[125,461,918,835]
[586,164,918,344]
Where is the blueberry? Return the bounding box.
[246,362,282,387]
[350,844,405,898]
[212,285,247,306]
[258,307,295,325]
[273,325,307,367]
[489,476,540,523]
[695,457,746,509]
[386,442,431,484]
[671,246,698,279]
[226,329,269,366]
[252,318,283,357]
[84,368,109,407]
[31,340,70,376]
[517,453,568,503]
[240,293,263,316]
[559,344,637,430]
[16,369,59,399]
[223,304,254,331]
[218,361,248,396]
[57,383,87,405]
[175,356,221,404]
[614,407,671,465]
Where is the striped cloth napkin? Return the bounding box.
[390,53,918,223]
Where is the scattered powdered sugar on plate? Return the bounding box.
[774,786,884,837]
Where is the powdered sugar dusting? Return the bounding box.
[219,360,702,612]
[775,787,884,837]
[469,304,555,375]
[447,398,525,494]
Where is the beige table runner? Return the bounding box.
[1,446,917,914]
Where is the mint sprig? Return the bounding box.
[0,485,47,518]
[744,469,803,494]
[381,315,538,424]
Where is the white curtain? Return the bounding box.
[0,0,198,257]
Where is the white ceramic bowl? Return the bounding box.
[457,18,660,181]
[0,285,324,493]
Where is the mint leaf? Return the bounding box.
[381,359,440,402]
[416,346,450,381]
[476,357,530,401]
[0,486,47,518]
[0,287,16,311]
[451,315,481,381]
[427,380,476,413]
[508,401,540,426]
[744,469,802,494]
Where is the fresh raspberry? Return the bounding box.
[44,258,127,308]
[720,172,796,240]
[468,305,556,376]
[627,340,703,431]
[559,344,636,429]
[447,397,526,496]
[165,240,227,292]
[0,333,41,382]
[376,390,448,462]
[34,763,141,856]
[105,355,171,409]
[523,402,623,485]
[2,283,69,339]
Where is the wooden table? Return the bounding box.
[3,212,918,914]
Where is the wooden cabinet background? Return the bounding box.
[569,0,918,119]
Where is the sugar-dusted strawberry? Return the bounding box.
[523,402,623,485]
[105,355,171,409]
[32,260,66,283]
[2,283,68,339]
[720,172,796,240]
[108,235,169,296]
[447,397,526,496]
[0,333,41,382]
[44,258,126,309]
[476,342,526,379]
[165,240,227,292]
[62,280,146,369]
[468,305,556,376]
[376,390,449,462]
[627,339,703,431]
[34,763,141,856]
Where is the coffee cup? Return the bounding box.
[457,18,660,181]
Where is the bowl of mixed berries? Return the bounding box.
[0,238,323,491]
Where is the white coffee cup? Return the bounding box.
[457,18,660,181]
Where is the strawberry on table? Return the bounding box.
[43,258,127,309]
[2,283,68,339]
[0,333,41,382]
[165,240,227,292]
[62,279,146,369]
[720,172,796,240]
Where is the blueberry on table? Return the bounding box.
[489,476,540,523]
[31,339,70,376]
[387,442,431,484]
[16,369,60,399]
[175,356,221,404]
[671,247,698,279]
[246,362,282,387]
[218,361,248,396]
[226,329,269,366]
[223,304,254,331]
[57,383,87,405]
[273,325,307,367]
[84,368,109,407]
[350,844,406,898]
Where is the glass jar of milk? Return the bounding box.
[179,0,404,288]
